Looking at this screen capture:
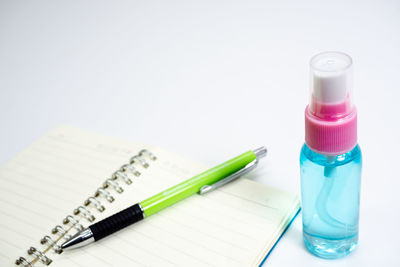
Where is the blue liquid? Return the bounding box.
[300,144,362,259]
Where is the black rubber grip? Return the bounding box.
[89,203,144,241]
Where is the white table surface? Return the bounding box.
[1,0,399,266]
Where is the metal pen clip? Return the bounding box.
[199,146,267,195]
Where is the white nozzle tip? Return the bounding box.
[310,51,352,73]
[310,51,353,105]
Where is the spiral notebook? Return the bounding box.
[0,125,300,267]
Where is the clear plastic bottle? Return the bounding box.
[300,52,362,259]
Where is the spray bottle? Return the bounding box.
[300,52,362,259]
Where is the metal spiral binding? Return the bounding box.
[130,155,149,168]
[15,257,32,267]
[63,215,84,231]
[120,164,140,176]
[112,170,132,185]
[103,179,124,193]
[27,247,52,265]
[139,149,157,161]
[84,197,105,212]
[40,236,62,254]
[15,149,156,266]
[73,206,95,222]
[51,225,72,241]
[95,187,115,202]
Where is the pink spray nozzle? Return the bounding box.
[305,52,357,155]
[309,52,353,120]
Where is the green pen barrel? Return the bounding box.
[140,150,257,217]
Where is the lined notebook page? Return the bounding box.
[0,125,299,267]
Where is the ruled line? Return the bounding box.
[143,220,245,265]
[0,199,54,227]
[0,167,83,196]
[0,223,36,245]
[0,174,78,207]
[128,228,216,267]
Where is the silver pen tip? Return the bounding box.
[61,228,95,251]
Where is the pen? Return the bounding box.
[61,147,267,250]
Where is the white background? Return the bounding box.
[1,0,399,266]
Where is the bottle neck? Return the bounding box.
[302,143,361,166]
[305,106,357,156]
